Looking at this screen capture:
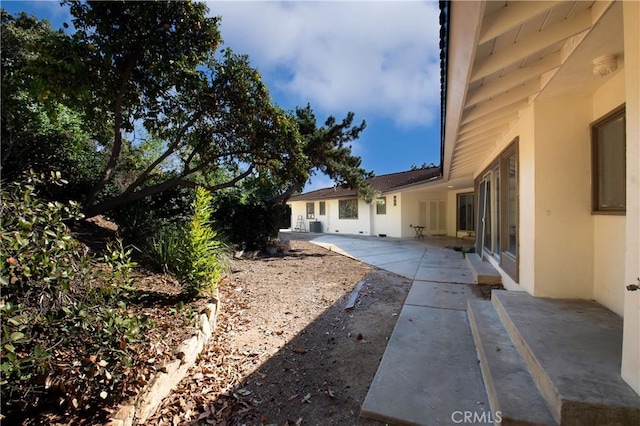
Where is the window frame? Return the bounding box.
[339,199,358,219]
[306,202,315,219]
[376,197,387,215]
[591,104,626,215]
[319,201,326,216]
[499,142,518,280]
[456,192,474,232]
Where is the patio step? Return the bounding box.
[492,291,640,425]
[465,253,501,285]
[467,299,556,425]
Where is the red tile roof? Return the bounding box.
[289,167,441,201]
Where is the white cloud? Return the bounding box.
[207,1,441,126]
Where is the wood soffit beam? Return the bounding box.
[462,88,534,124]
[471,7,592,82]
[453,141,498,161]
[479,1,564,45]
[459,112,518,135]
[458,124,509,143]
[466,53,561,107]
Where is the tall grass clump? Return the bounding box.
[148,226,184,274]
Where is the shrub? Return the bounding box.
[1,171,85,296]
[178,187,228,297]
[0,172,150,420]
[212,191,291,250]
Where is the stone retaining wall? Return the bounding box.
[107,297,220,426]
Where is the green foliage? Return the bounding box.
[1,170,85,295]
[410,162,438,171]
[148,225,184,274]
[213,190,290,250]
[1,12,105,202]
[178,187,228,297]
[100,239,136,299]
[0,172,150,418]
[0,302,50,386]
[108,183,193,246]
[6,3,361,217]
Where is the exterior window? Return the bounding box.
[592,105,626,213]
[319,201,326,216]
[376,197,387,215]
[339,199,358,219]
[306,202,315,219]
[393,195,397,206]
[457,193,474,231]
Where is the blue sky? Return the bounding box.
[3,0,442,192]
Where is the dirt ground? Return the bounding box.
[150,235,413,425]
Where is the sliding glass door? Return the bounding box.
[475,140,519,281]
[500,145,518,279]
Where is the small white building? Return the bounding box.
[288,167,474,239]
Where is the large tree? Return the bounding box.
[3,1,372,217]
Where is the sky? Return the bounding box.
[3,0,443,192]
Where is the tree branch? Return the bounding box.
[84,165,256,218]
[84,53,139,208]
[269,182,304,205]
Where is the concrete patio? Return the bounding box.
[305,234,640,425]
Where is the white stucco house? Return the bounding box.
[291,0,640,398]
[288,167,471,239]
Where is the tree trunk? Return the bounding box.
[269,183,304,205]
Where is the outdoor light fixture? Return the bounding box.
[592,55,618,77]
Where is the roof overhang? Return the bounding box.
[441,0,619,183]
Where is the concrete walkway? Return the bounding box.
[305,234,640,425]
[308,234,491,425]
[310,234,474,282]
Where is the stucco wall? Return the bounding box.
[517,108,537,295]
[400,190,448,238]
[289,200,323,233]
[593,216,626,315]
[289,198,373,236]
[371,192,402,237]
[622,0,640,395]
[592,71,626,316]
[532,95,594,299]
